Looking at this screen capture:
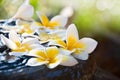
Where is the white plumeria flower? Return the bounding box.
[48,24,98,60]
[2,0,34,26]
[22,29,66,44]
[36,11,68,29]
[26,47,62,69]
[0,31,41,56]
[12,0,34,20]
[18,24,34,34]
[39,30,66,44]
[26,47,78,69]
[60,6,74,18]
[49,30,66,40]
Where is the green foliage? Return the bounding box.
[0,0,4,6]
[30,0,41,20]
[0,0,120,35]
[0,0,7,19]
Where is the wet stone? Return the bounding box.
[0,55,96,80]
[0,31,9,38]
[0,45,8,53]
[0,20,16,26]
[7,21,16,26]
[0,56,30,71]
[0,21,5,24]
[33,32,39,36]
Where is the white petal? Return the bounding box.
[22,33,40,39]
[48,40,64,48]
[26,58,48,66]
[79,38,98,54]
[0,35,17,50]
[26,48,46,59]
[60,6,74,18]
[66,24,79,41]
[9,52,27,57]
[73,52,89,60]
[9,30,20,43]
[50,15,68,27]
[22,38,39,45]
[30,22,41,30]
[12,0,34,20]
[30,44,44,49]
[40,40,49,44]
[44,28,54,33]
[60,55,78,66]
[25,49,41,57]
[48,40,57,46]
[49,30,66,40]
[47,54,62,69]
[59,49,73,55]
[36,11,49,25]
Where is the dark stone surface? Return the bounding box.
[0,20,16,26]
[0,45,8,53]
[0,55,96,80]
[94,36,120,78]
[93,67,120,80]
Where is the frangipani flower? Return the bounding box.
[60,6,74,18]
[2,0,34,26]
[0,31,40,56]
[22,29,66,44]
[26,47,62,69]
[12,0,34,20]
[49,24,98,60]
[26,47,78,68]
[39,30,66,43]
[36,11,68,29]
[19,24,34,34]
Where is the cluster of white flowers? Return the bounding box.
[0,0,97,69]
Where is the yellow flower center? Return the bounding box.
[54,37,85,52]
[39,33,61,42]
[40,15,60,29]
[19,24,33,34]
[48,22,60,29]
[13,42,31,52]
[35,47,59,64]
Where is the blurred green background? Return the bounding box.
[0,0,120,35]
[0,0,120,78]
